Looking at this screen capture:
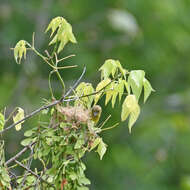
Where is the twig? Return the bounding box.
[5,142,36,165]
[14,160,55,189]
[63,66,86,98]
[1,100,59,134]
[20,145,34,188]
[101,123,119,132]
[57,54,75,63]
[99,115,111,129]
[1,67,114,135]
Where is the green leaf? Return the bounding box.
[26,176,36,183]
[0,113,5,131]
[1,168,11,183]
[111,79,125,107]
[105,82,115,105]
[69,172,77,180]
[143,78,155,103]
[77,187,89,190]
[121,95,140,133]
[21,138,34,146]
[94,78,111,104]
[90,137,101,151]
[78,177,91,185]
[124,80,130,94]
[115,60,127,79]
[128,70,145,100]
[99,59,117,79]
[13,107,25,131]
[46,17,77,53]
[75,82,94,108]
[97,139,107,160]
[24,129,34,137]
[45,16,63,37]
[74,138,85,149]
[14,40,27,64]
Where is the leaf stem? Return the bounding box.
[101,123,119,132]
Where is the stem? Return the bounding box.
[15,160,55,189]
[99,115,111,129]
[4,107,18,124]
[57,54,75,63]
[101,123,119,132]
[5,142,36,165]
[48,71,55,99]
[55,69,65,94]
[26,42,77,70]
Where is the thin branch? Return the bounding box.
[48,70,56,99]
[1,67,113,135]
[63,66,86,98]
[101,123,119,132]
[57,54,75,63]
[5,142,36,165]
[99,115,111,129]
[1,100,59,134]
[26,42,77,70]
[20,145,34,188]
[1,66,86,134]
[32,32,35,48]
[15,160,55,189]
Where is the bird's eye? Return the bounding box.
[93,111,99,117]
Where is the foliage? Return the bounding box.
[0,16,153,189]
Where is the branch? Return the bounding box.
[1,100,59,134]
[1,67,87,134]
[1,66,112,135]
[63,66,86,98]
[14,160,55,189]
[5,142,36,165]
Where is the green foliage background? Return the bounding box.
[1,0,190,189]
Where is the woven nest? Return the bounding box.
[56,105,90,124]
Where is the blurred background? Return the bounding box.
[1,0,190,189]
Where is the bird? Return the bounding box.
[91,105,102,124]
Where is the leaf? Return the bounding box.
[24,130,34,137]
[143,78,155,103]
[74,138,85,149]
[0,113,5,131]
[21,138,33,146]
[99,59,117,79]
[97,139,107,160]
[115,60,127,79]
[90,137,101,151]
[105,82,115,105]
[45,16,63,37]
[121,95,140,133]
[128,70,145,100]
[124,80,130,94]
[14,40,27,64]
[46,17,77,53]
[94,78,111,104]
[75,82,94,108]
[69,172,77,180]
[1,168,11,183]
[13,107,25,131]
[111,79,125,107]
[78,177,91,185]
[77,187,89,190]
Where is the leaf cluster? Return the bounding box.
[0,16,154,189]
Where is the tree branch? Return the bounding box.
[14,160,55,189]
[5,142,35,165]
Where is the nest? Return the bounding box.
[56,105,90,124]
